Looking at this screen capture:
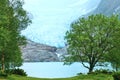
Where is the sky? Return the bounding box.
[21,0,101,47]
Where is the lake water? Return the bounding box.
[20,62,112,78]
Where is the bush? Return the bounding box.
[0,72,8,77]
[77,72,83,75]
[88,69,113,75]
[113,72,120,80]
[96,69,113,74]
[7,68,27,76]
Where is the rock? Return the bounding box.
[56,47,68,61]
[21,40,59,62]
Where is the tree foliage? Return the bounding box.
[105,48,120,71]
[106,18,120,71]
[64,14,120,73]
[0,0,31,72]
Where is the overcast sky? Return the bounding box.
[22,0,101,47]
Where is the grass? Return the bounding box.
[0,74,113,80]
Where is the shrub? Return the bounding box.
[8,68,27,76]
[113,72,120,80]
[96,69,113,74]
[88,69,113,75]
[77,72,83,75]
[0,72,8,77]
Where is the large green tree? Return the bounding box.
[0,0,31,72]
[64,14,120,73]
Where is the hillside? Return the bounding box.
[90,0,120,15]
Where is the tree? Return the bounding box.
[105,46,120,71]
[0,0,31,73]
[0,28,11,73]
[104,14,120,71]
[64,14,120,73]
[105,22,120,71]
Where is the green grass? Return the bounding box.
[0,74,113,80]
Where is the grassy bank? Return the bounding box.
[0,74,113,80]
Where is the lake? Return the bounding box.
[20,62,112,78]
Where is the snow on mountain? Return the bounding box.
[21,0,101,47]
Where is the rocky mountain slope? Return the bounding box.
[21,40,58,62]
[89,0,120,15]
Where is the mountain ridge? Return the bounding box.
[89,0,120,15]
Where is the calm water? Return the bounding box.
[20,62,112,78]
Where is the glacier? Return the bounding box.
[21,0,101,47]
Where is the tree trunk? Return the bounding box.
[1,53,5,73]
[115,65,118,72]
[89,67,94,73]
[88,63,94,73]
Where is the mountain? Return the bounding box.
[21,0,120,62]
[89,0,120,15]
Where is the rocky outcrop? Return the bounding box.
[56,47,68,61]
[21,40,59,62]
